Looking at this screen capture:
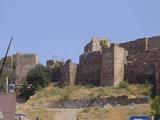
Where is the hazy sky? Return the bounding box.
[0,0,160,64]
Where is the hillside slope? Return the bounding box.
[27,83,151,106]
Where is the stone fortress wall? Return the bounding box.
[76,51,102,85]
[119,36,160,93]
[1,35,160,93]
[48,37,126,87]
[76,38,126,87]
[47,35,160,93]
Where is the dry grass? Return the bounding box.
[27,83,151,106]
[17,104,151,120]
[17,83,152,120]
[77,104,151,120]
[17,105,54,120]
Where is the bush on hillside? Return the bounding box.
[27,64,51,90]
[119,81,129,89]
[151,96,160,116]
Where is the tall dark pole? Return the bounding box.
[0,37,13,90]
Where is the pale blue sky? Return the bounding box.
[0,0,160,64]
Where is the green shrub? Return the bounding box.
[65,59,72,64]
[99,40,110,49]
[119,81,129,89]
[144,82,153,96]
[27,64,51,89]
[151,96,160,116]
[20,64,51,99]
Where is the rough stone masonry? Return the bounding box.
[1,35,160,94]
[47,36,160,94]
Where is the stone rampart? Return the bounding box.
[84,37,102,54]
[76,51,102,85]
[58,63,77,86]
[119,37,148,55]
[124,48,160,84]
[119,36,160,85]
[148,36,160,50]
[46,35,160,93]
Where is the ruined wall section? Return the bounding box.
[58,64,68,84]
[76,51,102,85]
[119,36,160,54]
[119,38,148,55]
[58,63,77,86]
[15,53,39,85]
[84,37,110,54]
[148,36,160,50]
[119,36,160,84]
[124,48,160,84]
[84,37,102,54]
[101,45,125,87]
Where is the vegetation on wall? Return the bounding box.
[99,40,109,49]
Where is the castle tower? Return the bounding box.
[15,53,39,85]
[101,44,126,87]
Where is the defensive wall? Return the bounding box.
[47,35,160,92]
[76,51,102,85]
[119,36,160,90]
[58,62,77,86]
[119,36,160,94]
[49,37,125,87]
[47,60,77,86]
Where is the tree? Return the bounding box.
[27,64,51,91]
[19,64,51,99]
[65,59,72,64]
[151,96,160,116]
